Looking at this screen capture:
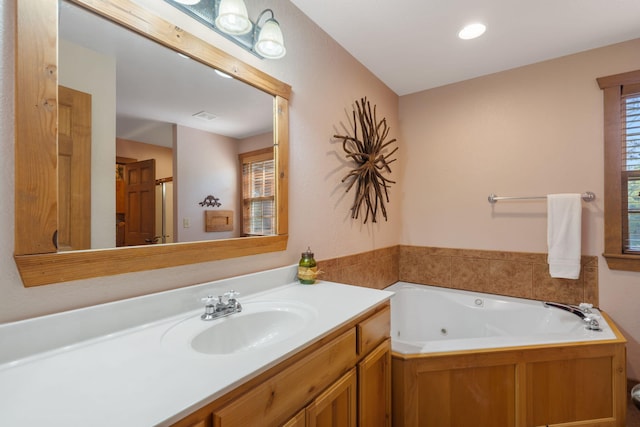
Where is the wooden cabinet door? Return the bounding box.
[187,418,211,427]
[282,409,305,427]
[124,159,156,245]
[306,368,357,427]
[358,339,391,427]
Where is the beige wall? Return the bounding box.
[0,0,399,322]
[116,139,173,179]
[175,125,240,242]
[399,38,640,379]
[59,39,116,249]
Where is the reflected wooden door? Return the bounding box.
[58,85,91,251]
[124,159,156,245]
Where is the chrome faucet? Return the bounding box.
[201,290,242,321]
[543,301,602,331]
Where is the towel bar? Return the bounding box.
[488,192,596,204]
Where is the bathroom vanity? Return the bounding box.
[0,266,393,426]
[178,299,391,427]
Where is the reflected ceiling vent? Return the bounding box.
[193,111,217,121]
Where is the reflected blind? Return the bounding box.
[622,85,640,252]
[242,158,275,236]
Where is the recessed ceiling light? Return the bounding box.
[214,69,233,79]
[458,23,486,40]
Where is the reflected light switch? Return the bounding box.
[183,217,190,228]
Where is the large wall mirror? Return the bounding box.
[14,0,291,287]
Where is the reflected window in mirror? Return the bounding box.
[240,148,275,236]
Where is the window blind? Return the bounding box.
[242,158,275,235]
[622,90,640,252]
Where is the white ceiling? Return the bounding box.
[59,1,273,146]
[290,0,640,96]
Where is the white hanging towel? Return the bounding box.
[547,193,582,279]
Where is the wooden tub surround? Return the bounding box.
[391,311,627,427]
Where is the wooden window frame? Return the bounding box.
[597,69,640,271]
[239,147,275,237]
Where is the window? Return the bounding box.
[624,92,640,251]
[597,70,640,271]
[239,148,275,236]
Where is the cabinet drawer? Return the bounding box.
[214,328,357,427]
[357,304,390,355]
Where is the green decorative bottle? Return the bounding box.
[298,247,317,284]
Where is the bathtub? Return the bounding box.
[388,282,627,427]
[388,282,617,354]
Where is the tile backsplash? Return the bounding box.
[318,245,598,306]
[317,246,399,290]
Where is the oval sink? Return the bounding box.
[162,301,317,356]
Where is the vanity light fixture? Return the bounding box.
[164,0,287,59]
[458,23,486,40]
[253,9,286,59]
[215,0,252,35]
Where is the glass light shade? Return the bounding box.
[173,0,201,5]
[215,0,252,35]
[255,19,286,59]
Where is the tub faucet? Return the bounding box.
[543,301,602,331]
[201,290,242,321]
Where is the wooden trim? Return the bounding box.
[15,234,287,287]
[155,177,173,184]
[116,156,137,164]
[14,0,291,286]
[603,253,640,272]
[275,96,289,236]
[602,85,624,255]
[14,0,58,255]
[238,147,273,163]
[238,146,276,236]
[69,0,291,99]
[599,69,640,271]
[597,69,640,89]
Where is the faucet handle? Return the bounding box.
[224,290,240,301]
[579,303,593,313]
[201,295,216,305]
[224,290,242,312]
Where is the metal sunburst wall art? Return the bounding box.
[333,97,398,223]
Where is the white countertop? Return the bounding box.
[0,267,392,426]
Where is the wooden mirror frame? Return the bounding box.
[14,0,290,287]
